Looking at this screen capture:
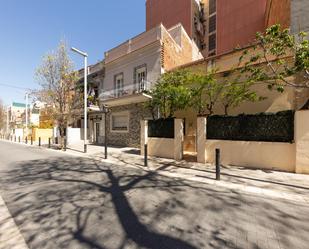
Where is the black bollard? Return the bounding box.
[48,137,51,148]
[64,138,67,151]
[18,136,20,143]
[39,137,41,147]
[31,136,33,145]
[104,137,107,159]
[14,136,16,142]
[25,137,28,144]
[215,148,221,180]
[144,144,148,167]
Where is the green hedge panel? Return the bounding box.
[207,110,294,143]
[148,118,175,138]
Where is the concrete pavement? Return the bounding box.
[0,140,309,249]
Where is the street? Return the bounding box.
[0,141,309,249]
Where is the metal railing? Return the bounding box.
[100,80,153,101]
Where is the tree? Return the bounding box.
[35,41,79,147]
[0,99,5,132]
[147,70,192,119]
[190,71,223,116]
[239,24,309,92]
[220,78,265,115]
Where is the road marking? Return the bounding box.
[0,194,29,249]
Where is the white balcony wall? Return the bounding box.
[105,26,162,64]
[101,42,162,95]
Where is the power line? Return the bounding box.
[0,83,31,91]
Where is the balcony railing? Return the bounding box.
[100,80,153,102]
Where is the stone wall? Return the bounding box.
[104,103,153,148]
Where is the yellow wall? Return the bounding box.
[32,128,53,141]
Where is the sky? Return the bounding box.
[0,0,145,105]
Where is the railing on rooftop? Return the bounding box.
[100,80,154,102]
[104,26,162,63]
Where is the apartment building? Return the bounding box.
[73,61,105,144]
[98,24,202,147]
[146,0,293,57]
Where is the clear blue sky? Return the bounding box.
[0,0,145,105]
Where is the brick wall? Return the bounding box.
[162,28,194,71]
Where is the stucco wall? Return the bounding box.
[32,128,53,142]
[103,42,162,91]
[148,138,175,159]
[66,128,81,145]
[295,110,309,174]
[14,128,23,139]
[206,140,296,172]
[291,0,309,34]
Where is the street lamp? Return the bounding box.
[71,47,88,153]
[25,92,28,138]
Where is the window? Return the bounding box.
[134,64,147,92]
[208,33,216,52]
[209,15,216,33]
[209,0,216,15]
[111,111,129,132]
[114,73,124,97]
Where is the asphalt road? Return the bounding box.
[0,140,309,249]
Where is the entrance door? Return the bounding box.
[95,123,100,144]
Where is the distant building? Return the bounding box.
[8,102,27,128]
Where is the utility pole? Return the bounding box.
[25,92,28,136]
[6,106,9,135]
[71,47,88,153]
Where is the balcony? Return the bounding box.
[99,80,153,107]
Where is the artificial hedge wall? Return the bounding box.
[148,118,174,138]
[207,110,294,143]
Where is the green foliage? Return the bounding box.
[221,80,265,115]
[147,69,264,117]
[147,70,192,118]
[207,110,294,142]
[189,71,222,116]
[239,24,309,90]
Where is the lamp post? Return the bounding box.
[6,106,9,136]
[71,47,88,153]
[25,92,28,138]
[103,105,109,159]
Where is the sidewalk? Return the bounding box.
[66,143,309,205]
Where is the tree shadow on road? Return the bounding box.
[0,157,204,249]
[1,156,308,249]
